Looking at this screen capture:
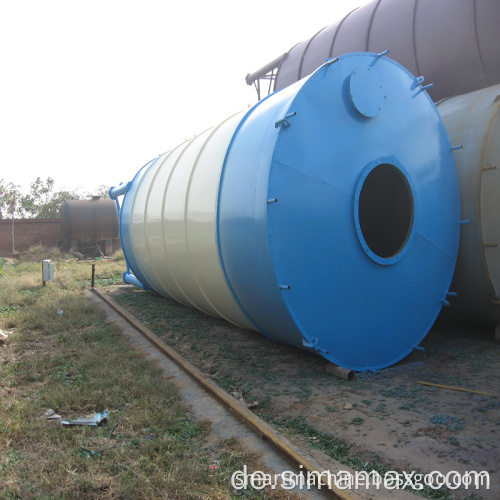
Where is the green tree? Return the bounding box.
[1,177,111,219]
[20,177,80,219]
[94,184,111,199]
[0,179,22,219]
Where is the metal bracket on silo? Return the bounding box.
[441,291,458,307]
[325,57,339,66]
[302,336,328,354]
[415,83,435,95]
[412,76,425,90]
[370,50,389,67]
[275,112,296,129]
[412,74,434,94]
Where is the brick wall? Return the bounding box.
[0,218,61,256]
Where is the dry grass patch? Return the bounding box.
[0,248,292,499]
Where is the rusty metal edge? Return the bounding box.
[91,286,355,500]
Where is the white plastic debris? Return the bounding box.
[0,330,8,344]
[62,411,108,426]
[44,409,62,420]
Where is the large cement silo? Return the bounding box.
[247,0,500,103]
[112,52,460,371]
[437,85,500,328]
[245,0,500,332]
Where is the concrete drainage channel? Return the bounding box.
[90,287,412,500]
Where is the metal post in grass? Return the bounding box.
[42,260,54,286]
[91,263,95,289]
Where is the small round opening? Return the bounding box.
[357,163,413,260]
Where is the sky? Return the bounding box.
[0,0,371,195]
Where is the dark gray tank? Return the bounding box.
[60,197,120,255]
[254,0,500,102]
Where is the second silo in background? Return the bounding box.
[60,197,120,257]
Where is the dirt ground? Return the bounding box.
[110,287,499,499]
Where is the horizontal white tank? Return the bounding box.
[123,111,254,330]
[113,52,460,371]
[437,85,500,327]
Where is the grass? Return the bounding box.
[271,415,389,472]
[0,246,286,499]
[107,283,498,499]
[39,247,497,500]
[430,415,466,432]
